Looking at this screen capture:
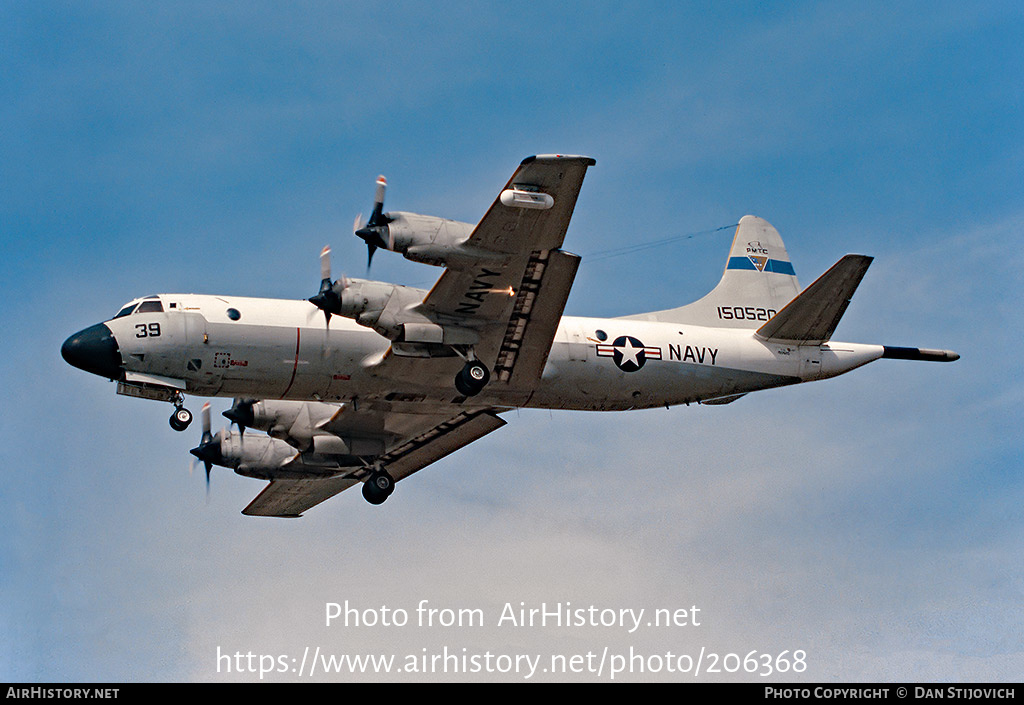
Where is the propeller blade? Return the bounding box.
[206,427,228,494]
[320,245,331,283]
[200,402,211,441]
[370,175,387,225]
[354,175,393,271]
[223,398,255,436]
[189,402,222,494]
[309,245,339,324]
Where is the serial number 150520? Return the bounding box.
[717,306,777,322]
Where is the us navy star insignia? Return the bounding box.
[616,337,643,367]
[596,335,662,372]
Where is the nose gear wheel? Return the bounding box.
[169,393,192,432]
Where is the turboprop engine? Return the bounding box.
[308,247,479,347]
[363,211,477,267]
[222,399,386,458]
[352,175,478,269]
[190,403,341,485]
[193,400,389,487]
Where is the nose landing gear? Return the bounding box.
[169,393,193,432]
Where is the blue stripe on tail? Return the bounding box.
[727,257,796,275]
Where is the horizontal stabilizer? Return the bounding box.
[882,346,960,362]
[701,393,747,406]
[756,254,873,344]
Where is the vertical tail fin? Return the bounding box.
[624,215,800,327]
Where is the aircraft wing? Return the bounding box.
[241,407,506,517]
[240,157,594,515]
[385,155,594,391]
[241,476,359,518]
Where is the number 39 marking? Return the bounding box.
[135,323,161,338]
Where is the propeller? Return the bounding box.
[223,398,256,436]
[308,245,348,325]
[189,402,221,494]
[353,175,393,270]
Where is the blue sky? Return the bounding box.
[3,1,1022,682]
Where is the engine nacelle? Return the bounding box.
[311,434,384,456]
[235,400,387,457]
[218,431,363,480]
[218,431,297,471]
[246,400,341,448]
[338,279,399,328]
[360,211,500,268]
[384,212,475,267]
[325,278,478,347]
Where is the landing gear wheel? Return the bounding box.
[362,470,395,505]
[169,406,193,432]
[455,361,490,396]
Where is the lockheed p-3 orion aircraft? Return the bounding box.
[61,155,958,517]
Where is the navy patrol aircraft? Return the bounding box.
[61,155,958,517]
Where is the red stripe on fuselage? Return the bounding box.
[280,327,301,398]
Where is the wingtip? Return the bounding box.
[521,154,596,166]
[241,508,302,518]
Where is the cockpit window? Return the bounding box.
[114,304,137,319]
[136,300,163,313]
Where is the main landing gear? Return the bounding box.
[362,469,395,505]
[452,345,490,397]
[455,360,489,396]
[169,393,193,432]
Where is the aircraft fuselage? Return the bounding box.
[68,292,885,413]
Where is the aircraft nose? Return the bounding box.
[61,323,123,380]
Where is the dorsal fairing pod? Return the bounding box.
[499,187,554,209]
